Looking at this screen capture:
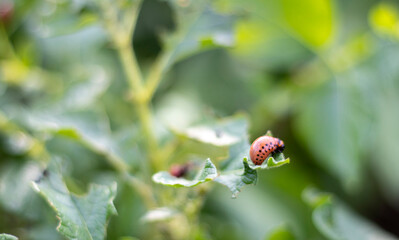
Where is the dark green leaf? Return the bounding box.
[294,80,366,190]
[215,158,257,198]
[303,188,398,240]
[32,158,117,240]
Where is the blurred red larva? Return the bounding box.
[250,135,285,165]
[169,163,190,178]
[0,1,13,23]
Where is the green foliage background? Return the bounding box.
[1,0,399,239]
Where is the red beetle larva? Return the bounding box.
[249,135,285,165]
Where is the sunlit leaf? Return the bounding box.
[32,158,117,240]
[278,0,335,48]
[0,234,18,240]
[178,125,240,147]
[369,3,399,39]
[153,158,217,187]
[264,224,296,240]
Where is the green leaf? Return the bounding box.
[152,158,218,187]
[0,234,18,240]
[176,125,240,146]
[277,0,335,48]
[303,188,398,240]
[164,3,236,68]
[61,67,110,110]
[23,109,130,171]
[213,116,289,197]
[369,3,399,39]
[215,158,257,198]
[247,153,290,170]
[294,80,366,190]
[264,224,296,240]
[215,115,251,171]
[179,115,289,197]
[32,158,117,240]
[0,161,43,218]
[160,115,289,196]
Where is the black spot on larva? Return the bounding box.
[266,144,268,146]
[259,150,261,152]
[262,146,264,149]
[257,154,259,156]
[270,142,272,145]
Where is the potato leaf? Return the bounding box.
[171,115,290,197]
[303,188,398,240]
[152,158,217,187]
[32,159,117,240]
[215,158,257,198]
[0,234,18,240]
[247,153,290,170]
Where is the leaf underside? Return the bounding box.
[0,234,18,240]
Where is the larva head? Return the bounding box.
[277,139,285,151]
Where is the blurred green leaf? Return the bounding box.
[176,125,240,147]
[163,3,235,69]
[214,115,250,171]
[369,3,399,39]
[294,80,366,190]
[32,158,117,240]
[264,224,296,240]
[368,44,399,206]
[0,161,42,219]
[61,67,110,110]
[215,158,257,198]
[153,158,217,187]
[0,234,17,240]
[303,188,398,240]
[277,0,335,48]
[23,109,130,171]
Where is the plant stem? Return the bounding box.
[117,43,145,96]
[99,1,164,211]
[145,51,171,99]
